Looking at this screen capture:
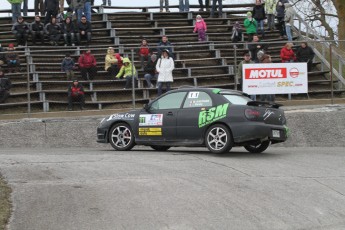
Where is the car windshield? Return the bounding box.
[222,94,251,105]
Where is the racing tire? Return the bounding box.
[244,140,270,153]
[109,123,135,151]
[205,124,233,154]
[150,146,171,151]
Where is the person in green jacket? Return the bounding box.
[243,11,257,42]
[8,0,23,23]
[115,57,137,89]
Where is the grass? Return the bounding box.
[0,174,11,230]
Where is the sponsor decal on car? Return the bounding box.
[188,92,200,99]
[139,128,162,136]
[107,113,135,121]
[198,103,229,128]
[139,114,163,126]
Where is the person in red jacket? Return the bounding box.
[280,42,296,63]
[78,49,97,80]
[138,39,150,70]
[67,79,85,110]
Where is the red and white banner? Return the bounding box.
[242,63,308,95]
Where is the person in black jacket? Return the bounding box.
[296,42,315,71]
[30,15,45,45]
[44,0,59,25]
[11,16,29,46]
[144,54,158,88]
[67,79,85,110]
[45,17,62,46]
[76,15,92,46]
[252,0,266,38]
[61,17,75,46]
[276,0,289,38]
[248,34,268,63]
[0,69,12,103]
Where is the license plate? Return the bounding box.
[272,130,280,138]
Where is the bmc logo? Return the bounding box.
[245,68,287,79]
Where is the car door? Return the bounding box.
[138,91,187,142]
[176,91,214,141]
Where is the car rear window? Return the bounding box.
[222,94,251,105]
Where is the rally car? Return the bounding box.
[97,88,289,154]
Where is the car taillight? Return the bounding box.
[245,109,260,120]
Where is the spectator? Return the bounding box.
[157,35,173,58]
[179,0,189,12]
[30,15,45,45]
[8,0,22,23]
[78,49,97,80]
[265,0,277,31]
[258,53,275,102]
[104,47,120,77]
[0,43,5,66]
[0,69,12,103]
[296,42,315,71]
[34,0,45,16]
[71,0,84,22]
[280,42,296,63]
[144,54,158,88]
[59,0,64,13]
[159,0,170,12]
[198,0,209,11]
[231,21,242,45]
[115,53,123,70]
[248,34,267,63]
[44,0,59,25]
[115,57,137,89]
[138,39,150,70]
[45,17,62,46]
[79,0,92,22]
[244,11,257,42]
[156,49,174,96]
[193,15,207,42]
[211,0,223,18]
[61,53,75,80]
[67,79,85,110]
[252,0,265,38]
[61,17,75,46]
[76,15,92,46]
[102,0,111,6]
[12,16,29,46]
[236,51,254,90]
[284,3,294,41]
[5,44,20,73]
[22,0,28,16]
[276,0,288,39]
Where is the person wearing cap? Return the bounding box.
[104,47,120,77]
[11,16,29,46]
[236,51,254,91]
[0,69,12,103]
[5,44,20,73]
[193,15,207,42]
[61,17,76,46]
[67,79,85,110]
[179,0,189,12]
[157,35,173,59]
[78,49,97,80]
[61,53,76,80]
[244,11,257,42]
[8,0,23,23]
[30,15,45,45]
[44,17,62,46]
[156,49,174,96]
[144,54,158,88]
[252,0,266,39]
[116,57,137,89]
[210,0,223,18]
[76,15,92,46]
[198,0,209,12]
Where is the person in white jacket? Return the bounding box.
[156,49,175,96]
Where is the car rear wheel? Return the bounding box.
[109,123,135,151]
[150,146,171,151]
[244,140,270,153]
[205,124,233,154]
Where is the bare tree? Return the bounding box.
[333,0,345,50]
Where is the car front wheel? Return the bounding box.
[109,123,135,151]
[205,124,233,154]
[244,140,270,153]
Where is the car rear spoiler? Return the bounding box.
[247,101,283,109]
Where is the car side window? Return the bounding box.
[150,92,187,110]
[183,91,213,108]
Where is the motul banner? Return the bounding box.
[242,63,308,95]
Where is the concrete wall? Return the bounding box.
[0,105,344,148]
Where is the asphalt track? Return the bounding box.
[1,147,345,230]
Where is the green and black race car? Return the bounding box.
[97,88,289,154]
